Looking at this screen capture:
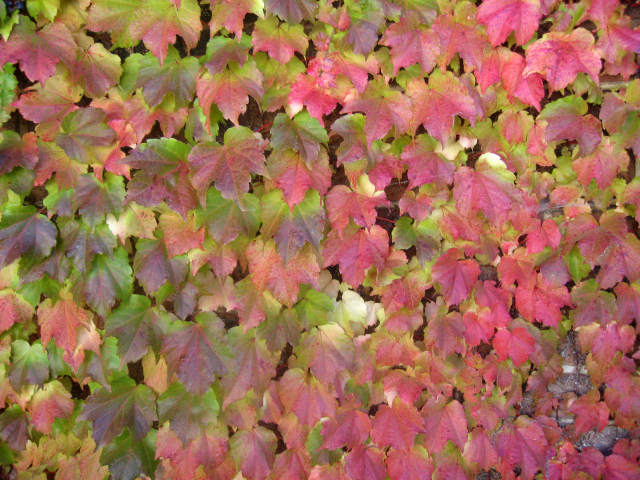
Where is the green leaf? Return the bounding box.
[8,339,49,389]
[195,188,260,244]
[270,110,328,163]
[82,247,134,317]
[0,204,57,269]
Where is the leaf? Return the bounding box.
[196,59,264,127]
[433,8,487,71]
[0,289,34,334]
[204,36,251,76]
[0,17,75,83]
[371,398,425,450]
[134,237,188,294]
[8,339,50,389]
[320,405,371,450]
[406,71,476,145]
[135,47,199,108]
[431,248,480,306]
[380,11,439,75]
[0,131,38,177]
[538,96,602,156]
[106,202,158,244]
[209,0,263,39]
[55,107,117,164]
[265,148,331,208]
[342,76,412,146]
[0,405,29,451]
[229,426,277,480]
[279,368,337,425]
[270,110,328,163]
[71,39,123,98]
[515,274,571,328]
[296,323,355,384]
[493,326,535,366]
[572,137,629,189]
[345,445,387,480]
[122,138,197,219]
[494,417,549,480]
[326,175,388,236]
[420,396,468,453]
[79,374,158,447]
[385,445,434,480]
[28,380,74,434]
[523,28,601,91]
[568,389,610,436]
[477,0,541,46]
[453,153,522,227]
[188,126,266,205]
[72,173,125,227]
[246,238,319,306]
[158,212,204,258]
[252,15,308,63]
[195,188,261,244]
[37,293,89,355]
[160,314,230,394]
[401,135,455,188]
[265,0,317,23]
[322,224,390,288]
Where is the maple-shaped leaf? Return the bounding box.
[55,107,117,164]
[270,110,328,163]
[72,173,125,227]
[526,219,561,255]
[135,47,199,108]
[0,405,29,452]
[195,188,260,244]
[538,96,602,156]
[427,310,466,356]
[122,138,197,219]
[134,237,188,294]
[252,15,308,63]
[477,0,541,46]
[208,0,262,39]
[79,373,158,447]
[405,71,476,145]
[493,326,535,366]
[107,202,157,244]
[37,293,89,356]
[501,51,545,111]
[189,126,266,205]
[260,188,325,262]
[196,59,264,127]
[380,11,439,74]
[515,274,571,328]
[0,17,75,84]
[320,405,372,450]
[158,212,204,258]
[453,153,523,227]
[386,445,434,480]
[326,175,388,236]
[463,427,499,473]
[157,381,218,445]
[568,389,610,436]
[289,73,340,123]
[371,398,425,450]
[265,0,316,23]
[279,368,337,425]
[401,135,456,188]
[421,396,468,453]
[247,239,319,306]
[494,417,549,480]
[433,6,487,71]
[220,327,278,409]
[572,137,629,189]
[204,35,251,76]
[346,6,385,56]
[70,37,123,98]
[13,72,82,142]
[161,313,230,395]
[431,248,480,306]
[342,77,411,146]
[105,294,170,364]
[0,131,38,176]
[265,148,331,208]
[8,339,50,389]
[322,224,390,288]
[0,204,57,269]
[28,380,74,434]
[296,323,355,384]
[229,426,278,480]
[570,279,616,327]
[345,444,387,480]
[82,248,133,317]
[567,211,640,289]
[523,28,601,91]
[100,428,158,480]
[615,282,640,324]
[88,0,201,64]
[0,289,33,334]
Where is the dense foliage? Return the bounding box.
[0,0,640,478]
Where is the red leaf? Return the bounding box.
[568,389,610,436]
[401,135,456,188]
[322,224,390,288]
[345,445,387,480]
[326,176,388,236]
[229,426,277,480]
[494,417,550,480]
[431,248,480,306]
[523,28,601,91]
[252,15,308,63]
[279,368,337,425]
[421,396,468,453]
[320,405,371,450]
[433,8,487,71]
[515,274,572,328]
[477,0,542,47]
[37,294,89,355]
[493,326,535,366]
[572,137,629,189]
[371,398,425,450]
[385,445,434,480]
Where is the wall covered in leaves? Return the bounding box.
[0,0,640,478]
